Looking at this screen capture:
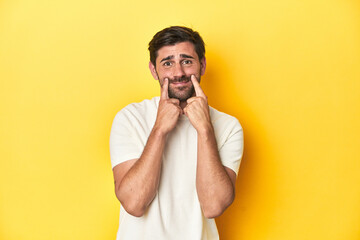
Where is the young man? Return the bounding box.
[110,26,244,240]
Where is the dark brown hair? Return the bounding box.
[148,26,205,66]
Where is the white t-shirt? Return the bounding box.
[110,97,244,240]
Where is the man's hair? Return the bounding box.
[148,26,205,66]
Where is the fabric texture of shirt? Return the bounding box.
[110,96,244,240]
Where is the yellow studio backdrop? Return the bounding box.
[0,0,359,239]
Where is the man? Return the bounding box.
[110,26,243,240]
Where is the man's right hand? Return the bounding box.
[154,78,182,135]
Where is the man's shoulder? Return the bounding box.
[209,106,239,124]
[119,97,160,115]
[112,97,159,127]
[209,107,243,153]
[209,106,243,136]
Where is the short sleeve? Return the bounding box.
[109,109,143,169]
[217,118,244,176]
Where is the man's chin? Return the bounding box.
[168,87,195,102]
[169,94,192,102]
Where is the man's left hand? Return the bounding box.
[184,75,212,132]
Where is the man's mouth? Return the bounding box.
[171,80,190,84]
[169,76,191,85]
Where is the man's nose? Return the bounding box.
[173,63,185,78]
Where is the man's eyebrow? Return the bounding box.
[160,55,174,63]
[180,54,194,59]
[160,54,195,63]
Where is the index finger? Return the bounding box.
[161,78,169,99]
[190,75,206,98]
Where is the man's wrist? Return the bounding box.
[152,124,168,138]
[196,123,215,138]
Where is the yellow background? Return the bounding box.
[1,0,359,239]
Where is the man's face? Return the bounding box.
[149,41,206,102]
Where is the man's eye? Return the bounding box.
[163,62,172,67]
[182,60,192,65]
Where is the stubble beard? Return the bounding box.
[167,75,197,102]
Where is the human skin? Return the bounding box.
[112,41,236,218]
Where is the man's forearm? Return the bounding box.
[196,125,235,219]
[116,126,166,217]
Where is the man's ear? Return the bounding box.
[200,57,206,76]
[149,61,159,80]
